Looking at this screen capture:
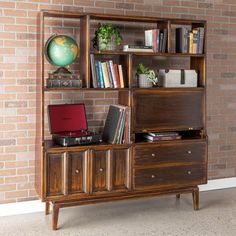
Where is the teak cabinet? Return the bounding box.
[36,10,208,230]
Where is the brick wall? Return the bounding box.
[0,0,236,203]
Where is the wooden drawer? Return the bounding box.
[134,164,206,190]
[133,90,204,131]
[134,141,206,167]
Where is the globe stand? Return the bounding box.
[48,67,74,80]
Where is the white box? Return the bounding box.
[158,69,198,88]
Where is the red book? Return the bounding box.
[113,64,121,88]
[152,29,157,52]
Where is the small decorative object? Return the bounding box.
[136,63,158,88]
[92,23,122,51]
[44,34,82,88]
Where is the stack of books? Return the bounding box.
[123,45,153,52]
[176,27,204,54]
[90,54,125,88]
[102,105,131,144]
[144,132,181,142]
[144,28,168,53]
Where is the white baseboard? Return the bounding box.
[0,177,235,217]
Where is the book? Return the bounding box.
[144,134,181,141]
[114,64,121,88]
[90,54,97,88]
[176,27,188,53]
[145,30,153,47]
[103,104,131,144]
[147,132,180,137]
[192,29,198,54]
[161,29,167,53]
[195,27,204,54]
[118,65,125,88]
[123,45,153,52]
[101,62,110,88]
[159,32,163,52]
[189,32,193,53]
[102,105,124,144]
[94,62,100,88]
[97,61,104,88]
[109,60,117,88]
[106,61,114,88]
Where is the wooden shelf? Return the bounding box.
[91,50,205,57]
[44,87,130,92]
[44,139,132,151]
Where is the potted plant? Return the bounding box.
[92,23,122,51]
[136,63,158,88]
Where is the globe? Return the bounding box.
[45,35,78,67]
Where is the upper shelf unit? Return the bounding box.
[40,10,206,90]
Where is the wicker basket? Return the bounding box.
[138,74,153,88]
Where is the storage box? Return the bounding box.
[158,69,198,88]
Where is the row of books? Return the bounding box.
[90,54,125,88]
[145,29,168,53]
[144,132,181,142]
[102,105,131,144]
[176,27,204,54]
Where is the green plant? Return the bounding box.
[136,63,158,85]
[92,23,122,50]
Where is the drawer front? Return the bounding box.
[133,91,203,131]
[134,164,206,190]
[134,142,206,167]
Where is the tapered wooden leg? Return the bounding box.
[192,187,199,210]
[52,204,59,230]
[45,202,50,215]
[176,194,180,199]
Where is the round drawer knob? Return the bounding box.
[99,168,104,172]
[187,150,192,154]
[75,169,80,174]
[187,171,192,175]
[151,153,156,157]
[151,174,155,179]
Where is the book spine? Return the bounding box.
[189,32,193,53]
[118,65,125,88]
[156,29,160,53]
[192,29,198,54]
[176,28,182,53]
[90,54,97,88]
[101,62,110,88]
[97,61,104,88]
[199,27,204,54]
[106,61,114,88]
[183,28,188,53]
[95,62,100,88]
[114,64,120,88]
[153,29,157,52]
[159,31,163,52]
[162,29,167,53]
[109,60,117,88]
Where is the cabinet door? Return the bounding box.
[91,150,109,192]
[133,90,204,131]
[111,148,130,191]
[46,152,65,196]
[68,151,87,194]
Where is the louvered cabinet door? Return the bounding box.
[111,148,131,192]
[45,152,65,197]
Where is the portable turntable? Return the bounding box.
[48,103,102,147]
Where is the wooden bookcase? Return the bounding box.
[36,10,207,230]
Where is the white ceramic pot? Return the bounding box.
[138,74,153,88]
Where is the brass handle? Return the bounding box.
[99,168,104,172]
[151,174,155,179]
[75,169,80,174]
[151,153,156,157]
[187,171,192,175]
[187,150,192,154]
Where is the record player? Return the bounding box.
[48,103,102,147]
